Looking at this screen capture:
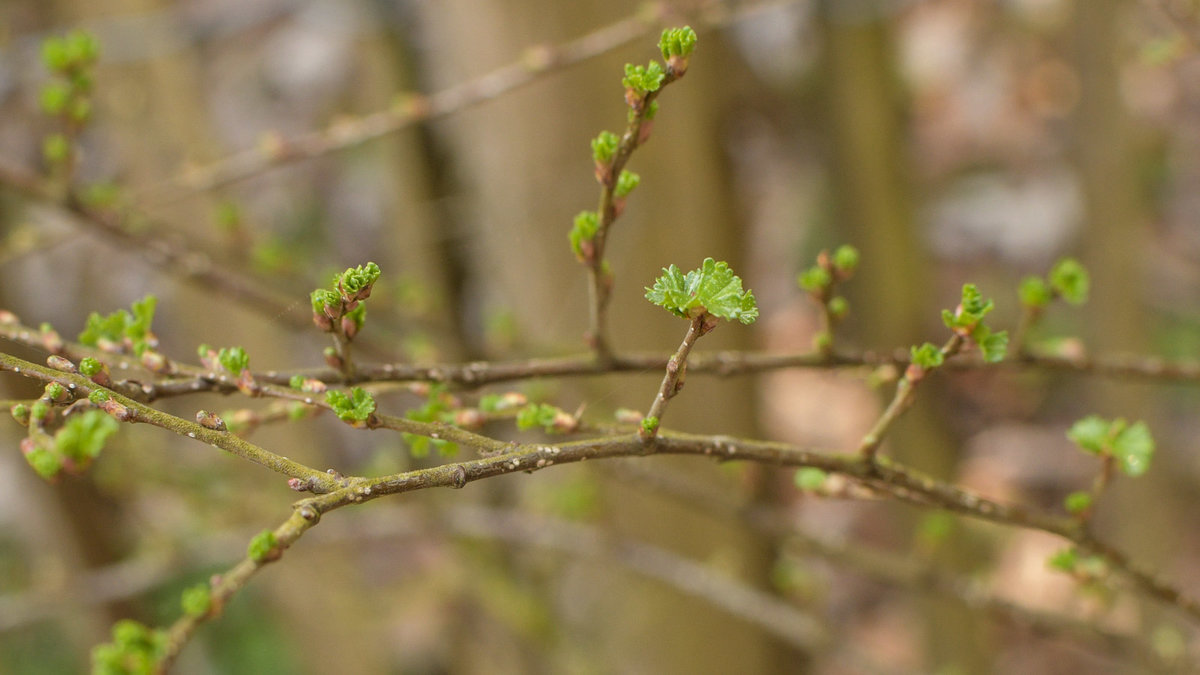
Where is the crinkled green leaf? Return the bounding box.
[615,170,640,198]
[909,342,944,369]
[217,346,249,375]
[622,61,665,94]
[646,258,758,324]
[569,211,599,261]
[517,403,560,431]
[326,387,376,422]
[591,130,619,164]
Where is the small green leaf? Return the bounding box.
[832,245,859,275]
[1064,491,1093,515]
[794,467,827,491]
[1018,276,1051,308]
[615,170,640,198]
[569,211,599,261]
[325,387,376,423]
[797,266,831,292]
[640,416,659,434]
[289,375,305,390]
[1049,258,1089,305]
[658,26,698,61]
[645,258,758,324]
[247,530,278,562]
[1067,415,1111,455]
[22,441,61,480]
[78,296,157,355]
[622,61,665,94]
[1112,421,1154,477]
[910,343,945,369]
[591,130,619,164]
[88,390,110,405]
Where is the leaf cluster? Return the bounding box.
[91,619,165,675]
[942,284,1008,363]
[645,258,758,325]
[78,295,158,356]
[326,387,376,424]
[1067,415,1155,477]
[1020,258,1090,309]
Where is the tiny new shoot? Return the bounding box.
[1065,415,1155,521]
[570,26,697,359]
[641,258,757,440]
[310,262,381,380]
[1015,257,1090,355]
[797,245,859,355]
[859,284,1007,464]
[38,30,100,187]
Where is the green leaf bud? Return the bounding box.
[798,266,831,292]
[44,383,67,402]
[181,584,212,618]
[79,357,102,377]
[832,245,859,275]
[827,296,849,320]
[55,410,118,463]
[42,133,71,163]
[910,343,945,369]
[1046,547,1078,573]
[1049,257,1089,305]
[10,403,30,426]
[39,82,70,115]
[794,467,828,491]
[1064,491,1093,515]
[325,387,376,423]
[591,130,619,165]
[640,416,659,434]
[569,211,600,262]
[659,26,698,61]
[247,529,279,562]
[217,346,249,375]
[622,61,665,95]
[615,170,641,198]
[88,390,110,405]
[1018,276,1051,308]
[30,400,49,421]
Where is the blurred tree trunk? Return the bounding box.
[423,1,786,672]
[815,2,991,671]
[1071,0,1178,620]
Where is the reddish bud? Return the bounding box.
[46,355,77,373]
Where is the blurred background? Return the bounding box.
[2,0,1200,672]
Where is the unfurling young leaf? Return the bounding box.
[622,61,665,95]
[645,258,758,324]
[591,130,619,164]
[326,388,376,423]
[78,295,158,355]
[217,346,249,375]
[1064,491,1093,515]
[569,211,600,261]
[910,343,945,369]
[615,170,641,198]
[247,529,279,562]
[659,26,698,61]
